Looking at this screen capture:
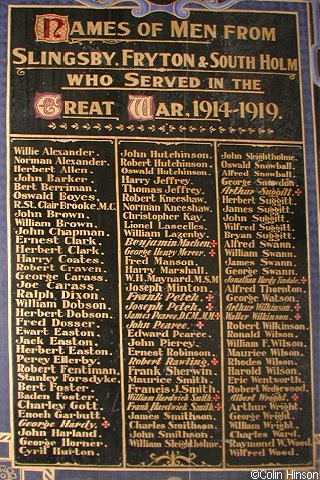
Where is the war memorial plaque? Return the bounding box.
[0,0,319,478]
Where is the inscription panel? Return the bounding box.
[6,2,316,472]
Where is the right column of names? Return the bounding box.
[218,143,312,466]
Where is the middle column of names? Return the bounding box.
[117,140,222,468]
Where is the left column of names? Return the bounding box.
[11,139,123,465]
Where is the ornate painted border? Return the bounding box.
[75,0,243,18]
[311,0,320,85]
[0,432,55,480]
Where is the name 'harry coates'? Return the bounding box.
[69,19,276,41]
